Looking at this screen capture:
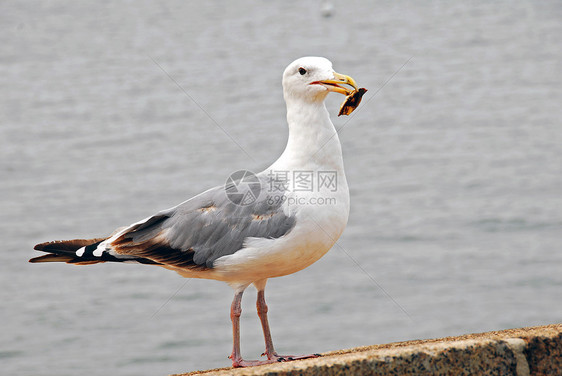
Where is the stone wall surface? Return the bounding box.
[172,324,562,376]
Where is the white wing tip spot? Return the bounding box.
[93,248,104,257]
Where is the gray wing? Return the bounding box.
[109,174,295,270]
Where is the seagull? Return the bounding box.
[30,57,363,368]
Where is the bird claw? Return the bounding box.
[230,352,321,367]
[272,353,319,362]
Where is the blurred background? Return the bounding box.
[1,1,561,375]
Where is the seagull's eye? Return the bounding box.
[298,67,307,75]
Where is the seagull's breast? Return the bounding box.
[213,172,349,284]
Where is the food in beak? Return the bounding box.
[338,88,367,116]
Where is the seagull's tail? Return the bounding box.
[30,238,109,265]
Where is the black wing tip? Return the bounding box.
[34,242,50,251]
[34,240,72,251]
[29,253,73,263]
[31,238,109,265]
[33,238,108,253]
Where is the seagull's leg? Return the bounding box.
[229,289,245,366]
[228,288,278,367]
[255,285,321,362]
[256,288,276,357]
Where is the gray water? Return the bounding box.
[1,1,561,375]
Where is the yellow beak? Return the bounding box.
[313,72,359,96]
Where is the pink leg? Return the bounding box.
[256,289,276,357]
[228,290,245,366]
[228,287,320,368]
[228,289,279,368]
[256,289,321,362]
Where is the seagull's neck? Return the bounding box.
[269,98,345,173]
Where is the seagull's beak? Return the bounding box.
[312,72,359,96]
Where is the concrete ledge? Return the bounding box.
[173,324,561,376]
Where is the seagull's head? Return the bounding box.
[282,57,358,103]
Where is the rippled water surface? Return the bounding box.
[1,1,561,375]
